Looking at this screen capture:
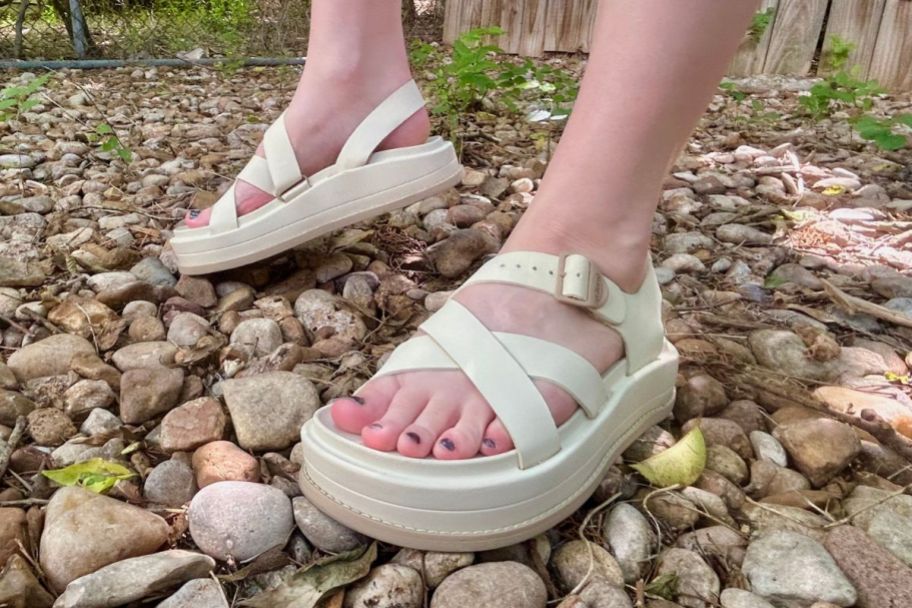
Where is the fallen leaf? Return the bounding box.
[42,458,136,493]
[631,427,706,488]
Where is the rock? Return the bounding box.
[719,589,775,608]
[749,330,839,382]
[392,549,474,588]
[843,485,912,530]
[578,581,633,608]
[0,390,36,426]
[674,374,728,422]
[130,257,176,287]
[292,496,365,553]
[39,487,170,592]
[221,372,319,451]
[604,503,654,582]
[129,316,166,342]
[705,445,748,485]
[426,229,497,278]
[156,578,228,608]
[80,408,122,436]
[654,548,720,608]
[229,318,283,358]
[0,257,45,288]
[644,492,699,529]
[316,254,354,283]
[623,425,676,462]
[166,312,210,347]
[749,431,787,467]
[768,263,822,290]
[294,289,367,345]
[26,408,76,446]
[122,300,158,323]
[343,563,424,608]
[865,508,912,567]
[63,380,115,419]
[175,276,217,308]
[742,530,856,607]
[191,441,259,488]
[189,481,294,561]
[676,526,747,566]
[680,486,732,524]
[159,397,226,452]
[431,562,546,608]
[119,366,185,424]
[112,342,177,370]
[661,253,705,273]
[7,334,95,381]
[552,540,624,591]
[716,224,772,245]
[0,508,27,568]
[682,418,752,459]
[145,458,197,507]
[773,418,860,487]
[695,470,745,511]
[0,554,55,608]
[664,232,714,254]
[53,550,215,608]
[824,525,912,608]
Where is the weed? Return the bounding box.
[0,73,51,122]
[748,7,776,43]
[88,123,133,163]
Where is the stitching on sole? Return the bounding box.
[301,399,673,537]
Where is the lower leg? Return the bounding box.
[187,0,429,226]
[505,0,760,291]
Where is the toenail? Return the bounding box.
[188,210,200,218]
[349,395,365,405]
[482,438,496,449]
[439,438,455,451]
[368,423,382,429]
[405,431,421,444]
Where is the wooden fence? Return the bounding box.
[442,0,912,91]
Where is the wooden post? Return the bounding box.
[730,0,779,76]
[868,0,912,91]
[819,0,887,78]
[763,0,829,75]
[68,0,91,58]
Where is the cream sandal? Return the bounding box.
[298,251,678,551]
[171,80,462,275]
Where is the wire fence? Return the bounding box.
[2,0,443,61]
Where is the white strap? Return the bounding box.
[376,333,608,418]
[208,183,240,233]
[420,302,561,469]
[262,112,303,195]
[335,80,425,170]
[237,155,277,195]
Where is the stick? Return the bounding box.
[0,416,26,480]
[820,278,912,329]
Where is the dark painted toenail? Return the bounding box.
[406,432,421,444]
[483,438,496,449]
[188,210,200,218]
[439,438,455,451]
[368,423,382,429]
[349,395,365,405]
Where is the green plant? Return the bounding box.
[854,114,912,151]
[748,7,776,42]
[823,35,855,72]
[719,81,782,125]
[0,73,51,122]
[89,123,133,163]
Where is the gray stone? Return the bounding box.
[742,530,856,607]
[578,581,633,608]
[343,563,423,608]
[189,481,294,562]
[229,318,283,358]
[112,342,177,370]
[655,548,720,608]
[604,503,654,583]
[749,330,840,382]
[292,496,365,553]
[865,509,912,567]
[64,379,115,419]
[664,232,714,254]
[294,289,367,345]
[0,554,55,608]
[749,431,787,467]
[430,562,546,608]
[552,540,624,592]
[166,313,210,347]
[392,549,474,588]
[119,366,184,424]
[716,224,772,245]
[145,458,197,507]
[7,334,95,382]
[79,408,122,436]
[53,550,215,608]
[719,589,775,608]
[130,257,176,287]
[222,372,319,451]
[156,579,228,608]
[0,389,36,426]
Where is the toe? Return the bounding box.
[480,381,578,456]
[480,418,514,456]
[331,376,400,434]
[398,397,462,458]
[433,399,493,460]
[184,207,212,227]
[361,389,427,452]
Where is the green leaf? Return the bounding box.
[241,543,377,608]
[645,573,679,601]
[631,427,706,488]
[43,459,136,494]
[95,123,114,135]
[763,274,789,289]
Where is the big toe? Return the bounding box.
[331,376,400,434]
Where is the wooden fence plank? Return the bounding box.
[868,0,912,91]
[763,0,829,74]
[820,0,887,78]
[518,0,548,57]
[443,0,465,43]
[544,0,597,53]
[729,0,779,76]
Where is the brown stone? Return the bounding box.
[824,525,912,608]
[26,408,76,447]
[160,398,226,452]
[773,418,860,487]
[0,509,27,568]
[119,366,184,424]
[191,440,259,488]
[673,374,728,422]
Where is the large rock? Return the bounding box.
[53,550,215,608]
[772,418,860,487]
[189,481,294,561]
[824,525,912,608]
[654,548,720,608]
[119,366,184,424]
[343,563,424,608]
[742,530,856,607]
[604,503,654,582]
[7,334,95,381]
[431,561,546,608]
[39,487,170,592]
[156,578,229,608]
[221,372,319,451]
[292,496,365,553]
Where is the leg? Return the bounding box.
[186,0,430,227]
[334,0,760,458]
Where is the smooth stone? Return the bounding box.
[229,318,283,358]
[603,503,654,583]
[174,276,217,308]
[343,563,424,608]
[111,342,177,371]
[7,334,95,381]
[191,441,259,488]
[682,418,752,459]
[144,458,197,507]
[0,390,35,426]
[166,312,210,347]
[674,374,728,422]
[425,229,498,278]
[119,366,185,424]
[719,589,775,608]
[79,409,122,436]
[552,540,624,592]
[392,549,475,588]
[742,530,856,607]
[53,550,215,608]
[39,487,170,592]
[159,397,226,452]
[292,496,365,553]
[749,431,787,467]
[824,525,912,608]
[749,330,840,382]
[654,548,720,608]
[130,257,176,287]
[773,418,860,487]
[294,289,367,345]
[430,562,546,608]
[156,578,228,608]
[0,508,27,568]
[0,554,55,608]
[63,380,116,419]
[189,481,294,562]
[865,509,912,567]
[676,526,747,566]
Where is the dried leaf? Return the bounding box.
[42,458,135,493]
[631,427,706,488]
[241,543,376,608]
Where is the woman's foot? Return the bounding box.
[330,243,644,459]
[184,68,430,228]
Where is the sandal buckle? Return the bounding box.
[555,253,607,308]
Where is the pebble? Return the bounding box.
[0,389,35,426]
[112,342,178,370]
[40,487,170,592]
[645,492,700,529]
[229,318,283,358]
[63,379,116,418]
[343,563,424,608]
[130,257,176,287]
[7,334,95,381]
[54,550,215,608]
[221,371,319,451]
[431,562,546,608]
[749,330,840,382]
[159,397,226,452]
[865,508,912,567]
[0,554,55,608]
[749,431,788,467]
[772,418,860,487]
[676,526,747,566]
[189,481,294,561]
[425,228,498,278]
[294,289,367,345]
[119,366,185,424]
[682,417,752,459]
[674,374,728,422]
[166,312,210,347]
[661,253,706,273]
[655,548,720,608]
[129,316,166,342]
[392,549,475,588]
[156,578,228,608]
[719,589,775,608]
[26,408,76,446]
[664,231,714,254]
[742,530,856,607]
[824,525,912,608]
[603,503,654,582]
[80,408,122,436]
[292,496,365,553]
[174,276,217,308]
[191,440,259,488]
[122,300,159,322]
[552,540,624,591]
[144,457,197,507]
[705,444,749,485]
[0,508,27,567]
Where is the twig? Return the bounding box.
[821,278,912,329]
[0,498,49,507]
[0,416,27,480]
[823,482,912,529]
[567,491,622,597]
